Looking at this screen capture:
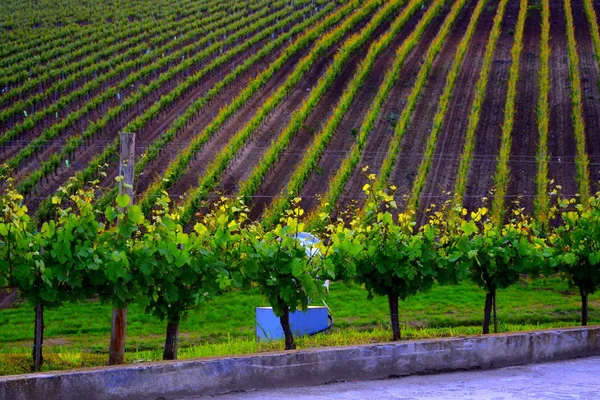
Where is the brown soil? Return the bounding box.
[297,2,451,214]
[387,0,478,208]
[505,4,542,215]
[213,20,374,197]
[136,32,313,198]
[245,11,396,220]
[571,0,600,191]
[1,2,294,172]
[0,1,221,112]
[546,0,578,197]
[462,0,519,211]
[409,0,498,219]
[165,5,370,203]
[0,288,19,309]
[338,0,494,218]
[22,15,304,212]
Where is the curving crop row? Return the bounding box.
[489,0,528,224]
[0,0,203,88]
[405,0,487,214]
[3,0,297,180]
[0,0,231,115]
[452,0,509,207]
[371,0,468,196]
[306,0,471,229]
[134,0,357,215]
[564,0,591,202]
[0,1,266,140]
[176,0,406,225]
[260,0,456,228]
[534,0,551,225]
[0,0,201,77]
[33,0,331,220]
[0,7,238,128]
[0,0,181,60]
[0,0,258,111]
[583,0,600,69]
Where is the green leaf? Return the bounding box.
[116,194,131,209]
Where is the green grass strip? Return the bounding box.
[534,0,551,226]
[34,0,322,221]
[264,0,464,227]
[490,0,528,224]
[177,0,406,225]
[134,0,362,216]
[406,0,488,213]
[583,0,600,71]
[371,0,471,195]
[564,0,591,202]
[258,0,453,227]
[452,0,509,207]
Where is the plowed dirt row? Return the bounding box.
[505,5,541,215]
[165,8,371,203]
[0,2,297,169]
[213,16,373,197]
[387,0,476,208]
[297,2,454,214]
[462,0,519,210]
[337,1,491,217]
[571,0,600,192]
[22,19,300,212]
[413,0,497,217]
[546,0,578,197]
[245,14,397,219]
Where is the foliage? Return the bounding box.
[437,201,547,333]
[240,199,328,348]
[341,171,445,340]
[548,193,600,325]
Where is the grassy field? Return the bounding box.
[0,276,597,375]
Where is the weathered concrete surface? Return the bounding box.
[1,327,598,400]
[195,356,600,399]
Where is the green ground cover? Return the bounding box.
[0,276,596,375]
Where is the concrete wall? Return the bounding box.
[1,327,598,400]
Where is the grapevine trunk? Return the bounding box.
[279,307,296,350]
[482,290,495,334]
[388,295,400,341]
[163,320,180,360]
[579,286,588,326]
[32,302,44,372]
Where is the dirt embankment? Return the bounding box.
[571,0,600,191]
[297,3,442,214]
[415,0,497,218]
[246,13,395,220]
[546,0,578,197]
[387,0,477,209]
[505,6,542,215]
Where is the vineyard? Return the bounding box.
[1,0,600,225]
[2,0,600,373]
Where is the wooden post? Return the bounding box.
[109,132,135,366]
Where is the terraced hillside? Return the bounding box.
[2,0,600,226]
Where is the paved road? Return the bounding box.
[195,356,600,399]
